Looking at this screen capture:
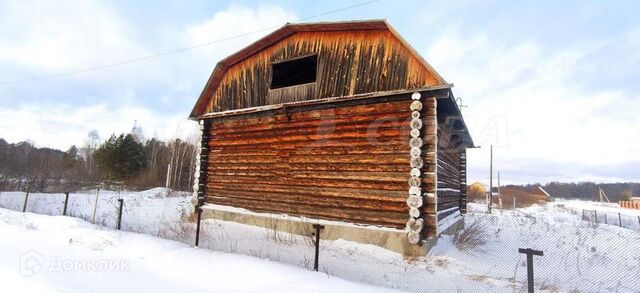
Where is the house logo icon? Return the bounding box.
[19,250,45,276]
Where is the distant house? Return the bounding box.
[188,20,473,255]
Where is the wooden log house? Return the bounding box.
[189,20,474,253]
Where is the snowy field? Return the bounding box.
[0,208,391,292]
[1,190,639,292]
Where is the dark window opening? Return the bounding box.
[270,55,317,89]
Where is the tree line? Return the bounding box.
[507,182,639,202]
[468,181,638,205]
[494,182,640,202]
[0,126,197,192]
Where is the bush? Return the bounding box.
[453,220,488,251]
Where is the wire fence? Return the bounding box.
[1,192,640,292]
[582,209,640,230]
[0,189,193,238]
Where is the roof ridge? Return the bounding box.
[190,20,446,118]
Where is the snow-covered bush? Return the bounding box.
[453,219,488,251]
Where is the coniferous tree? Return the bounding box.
[95,134,146,180]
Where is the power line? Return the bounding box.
[0,0,381,86]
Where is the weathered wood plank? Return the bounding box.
[204,30,440,114]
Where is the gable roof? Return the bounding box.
[190,19,447,118]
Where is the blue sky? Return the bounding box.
[0,0,639,185]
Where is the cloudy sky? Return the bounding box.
[0,0,638,185]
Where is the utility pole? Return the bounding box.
[599,187,610,203]
[488,145,493,213]
[498,171,502,209]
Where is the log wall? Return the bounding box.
[204,30,441,113]
[435,124,463,224]
[204,98,441,233]
[459,150,467,214]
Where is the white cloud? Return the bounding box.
[0,3,297,150]
[183,5,297,68]
[425,30,640,184]
[0,0,147,71]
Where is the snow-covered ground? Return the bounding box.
[470,199,640,230]
[0,188,191,236]
[1,190,639,292]
[0,208,392,292]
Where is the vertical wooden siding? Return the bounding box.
[204,99,434,230]
[205,30,440,113]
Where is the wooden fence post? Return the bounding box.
[116,199,124,230]
[22,191,29,212]
[63,192,70,216]
[518,248,544,293]
[594,210,598,223]
[195,206,202,247]
[92,188,100,224]
[618,213,622,227]
[312,224,325,272]
[604,213,607,224]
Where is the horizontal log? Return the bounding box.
[207,162,410,173]
[289,154,408,164]
[437,171,459,183]
[206,189,408,213]
[437,173,460,186]
[436,207,460,220]
[437,189,461,196]
[293,145,408,155]
[437,163,460,177]
[289,163,409,173]
[437,182,460,190]
[437,200,461,211]
[212,100,411,130]
[208,153,409,165]
[207,170,410,183]
[210,138,411,150]
[205,195,409,228]
[212,113,411,137]
[209,127,410,146]
[207,176,406,191]
[425,195,462,204]
[206,182,407,201]
[211,118,410,141]
[291,170,406,182]
[211,108,412,134]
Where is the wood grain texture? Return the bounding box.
[459,151,467,214]
[436,124,462,211]
[204,30,440,114]
[204,99,427,230]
